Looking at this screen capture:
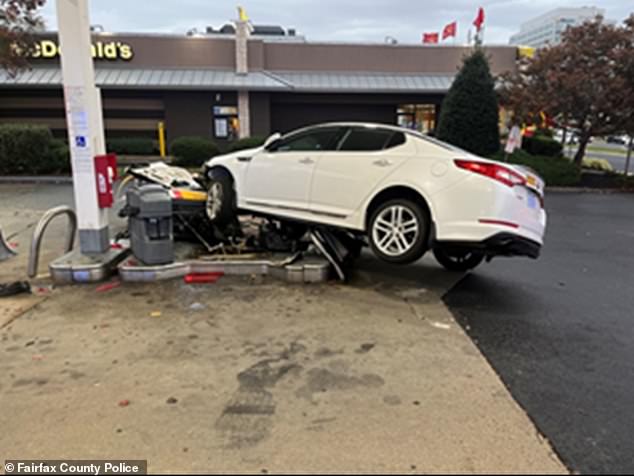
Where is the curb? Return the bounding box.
[0,176,73,184]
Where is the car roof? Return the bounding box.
[286,122,411,137]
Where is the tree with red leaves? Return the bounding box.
[500,15,634,167]
[620,16,634,175]
[0,0,46,76]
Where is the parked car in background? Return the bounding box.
[606,136,624,145]
[553,129,581,145]
[202,123,547,271]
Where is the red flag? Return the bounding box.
[422,32,439,44]
[473,7,485,31]
[442,21,457,40]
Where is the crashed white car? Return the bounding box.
[203,122,546,270]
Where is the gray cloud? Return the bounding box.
[40,1,633,45]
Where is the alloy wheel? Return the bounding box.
[371,205,420,257]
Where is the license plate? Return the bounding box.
[527,192,538,209]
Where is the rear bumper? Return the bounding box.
[435,232,541,259]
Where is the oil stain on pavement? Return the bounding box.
[216,343,305,448]
[216,341,385,448]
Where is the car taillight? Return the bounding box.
[454,159,526,188]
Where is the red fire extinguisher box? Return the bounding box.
[94,153,118,208]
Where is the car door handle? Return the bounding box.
[373,159,392,167]
[299,157,315,165]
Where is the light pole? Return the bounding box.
[56,0,109,254]
[625,136,633,176]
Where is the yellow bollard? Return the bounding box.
[158,121,166,158]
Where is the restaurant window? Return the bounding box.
[397,104,436,134]
[212,105,239,140]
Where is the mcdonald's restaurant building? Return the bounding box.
[0,27,519,147]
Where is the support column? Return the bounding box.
[235,18,251,138]
[56,0,109,254]
[238,90,251,139]
[235,20,249,75]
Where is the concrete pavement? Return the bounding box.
[0,279,566,473]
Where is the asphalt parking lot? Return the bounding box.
[445,191,634,474]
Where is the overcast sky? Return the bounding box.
[39,1,633,45]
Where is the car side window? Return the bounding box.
[271,128,340,152]
[338,128,403,152]
[385,132,406,149]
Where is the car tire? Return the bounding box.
[205,170,236,225]
[368,198,429,264]
[433,247,485,272]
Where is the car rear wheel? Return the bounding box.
[368,199,428,264]
[433,247,485,272]
[205,171,235,225]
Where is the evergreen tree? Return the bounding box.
[437,49,500,157]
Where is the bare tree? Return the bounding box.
[0,0,46,76]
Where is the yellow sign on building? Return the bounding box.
[517,45,536,59]
[31,40,134,61]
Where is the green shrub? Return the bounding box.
[437,49,500,157]
[491,150,581,186]
[536,128,554,138]
[106,137,157,155]
[0,124,70,175]
[41,139,70,175]
[227,136,267,152]
[619,174,634,190]
[170,136,220,167]
[522,134,563,158]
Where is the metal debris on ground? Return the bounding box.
[0,281,31,298]
[183,272,224,284]
[189,302,205,311]
[95,280,121,293]
[431,321,451,330]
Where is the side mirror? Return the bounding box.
[264,132,282,151]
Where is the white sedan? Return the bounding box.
[202,122,546,271]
